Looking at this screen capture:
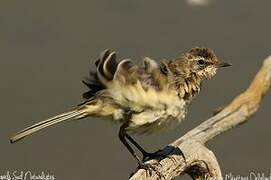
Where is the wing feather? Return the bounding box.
[82,49,167,102]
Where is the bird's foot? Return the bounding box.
[137,161,165,179]
[142,149,177,164]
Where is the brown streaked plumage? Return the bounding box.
[10,47,231,172]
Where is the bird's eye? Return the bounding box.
[197,59,205,65]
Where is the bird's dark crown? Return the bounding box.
[188,47,217,60]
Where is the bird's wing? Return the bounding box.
[82,49,167,99]
[82,49,117,99]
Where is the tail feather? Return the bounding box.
[10,109,86,143]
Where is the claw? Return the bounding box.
[138,162,165,179]
[142,150,177,165]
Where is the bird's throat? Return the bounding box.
[174,73,202,100]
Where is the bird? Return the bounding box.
[10,47,231,172]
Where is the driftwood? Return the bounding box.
[130,56,271,180]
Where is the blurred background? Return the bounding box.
[0,0,270,179]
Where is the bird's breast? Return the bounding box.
[126,102,188,134]
[108,81,189,133]
[109,81,185,111]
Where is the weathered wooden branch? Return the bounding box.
[130,56,271,180]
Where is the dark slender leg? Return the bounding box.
[125,131,178,166]
[119,124,142,164]
[122,127,169,163]
[119,124,164,177]
[124,133,164,161]
[125,133,149,155]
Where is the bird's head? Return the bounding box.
[165,47,231,80]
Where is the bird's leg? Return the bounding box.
[120,128,161,162]
[119,124,163,177]
[124,133,149,157]
[125,135,159,163]
[119,124,142,165]
[124,129,175,163]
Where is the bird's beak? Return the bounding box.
[218,62,232,68]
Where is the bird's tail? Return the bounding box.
[10,108,87,143]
